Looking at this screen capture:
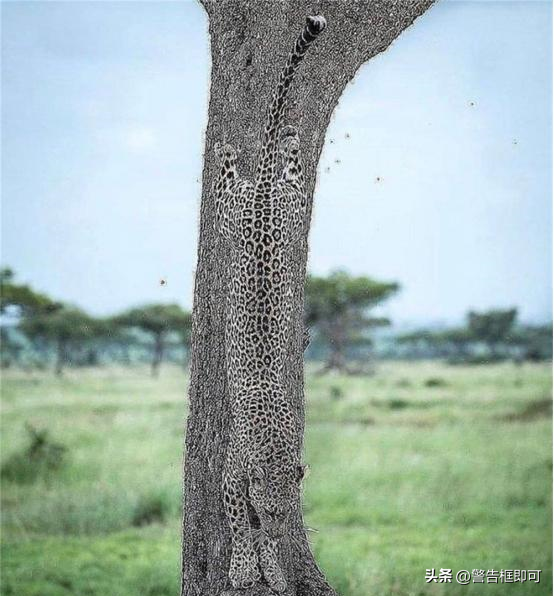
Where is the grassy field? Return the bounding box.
[1,361,551,596]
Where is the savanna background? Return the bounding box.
[1,1,552,596]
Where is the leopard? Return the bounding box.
[213,14,327,594]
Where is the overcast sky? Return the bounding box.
[2,0,552,326]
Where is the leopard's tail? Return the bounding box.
[255,15,326,186]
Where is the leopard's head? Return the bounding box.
[248,462,306,539]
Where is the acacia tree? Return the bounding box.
[467,308,518,357]
[114,304,191,377]
[21,306,105,376]
[305,271,399,373]
[0,268,59,316]
[0,268,61,368]
[513,324,552,361]
[181,3,434,595]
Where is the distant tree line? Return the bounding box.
[1,268,192,377]
[2,267,550,376]
[1,267,400,377]
[395,308,552,363]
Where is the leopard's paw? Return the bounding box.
[215,141,237,161]
[229,567,258,589]
[266,567,287,594]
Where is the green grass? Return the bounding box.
[1,361,552,595]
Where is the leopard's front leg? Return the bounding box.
[259,535,287,593]
[223,470,261,589]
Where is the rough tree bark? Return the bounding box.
[181,2,434,595]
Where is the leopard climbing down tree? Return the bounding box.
[214,14,327,594]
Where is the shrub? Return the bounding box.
[388,399,409,410]
[1,424,67,484]
[132,492,172,526]
[329,385,343,401]
[424,377,447,388]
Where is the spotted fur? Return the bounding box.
[214,15,326,593]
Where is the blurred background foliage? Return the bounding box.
[1,266,552,595]
[2,267,551,378]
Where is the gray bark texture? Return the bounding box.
[181,2,434,595]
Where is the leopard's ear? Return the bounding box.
[296,464,309,483]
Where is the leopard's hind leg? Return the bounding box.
[222,471,261,589]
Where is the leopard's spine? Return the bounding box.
[255,15,326,187]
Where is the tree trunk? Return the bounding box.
[181,2,434,595]
[319,319,350,375]
[55,337,65,377]
[325,349,346,373]
[319,342,347,375]
[151,332,164,378]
